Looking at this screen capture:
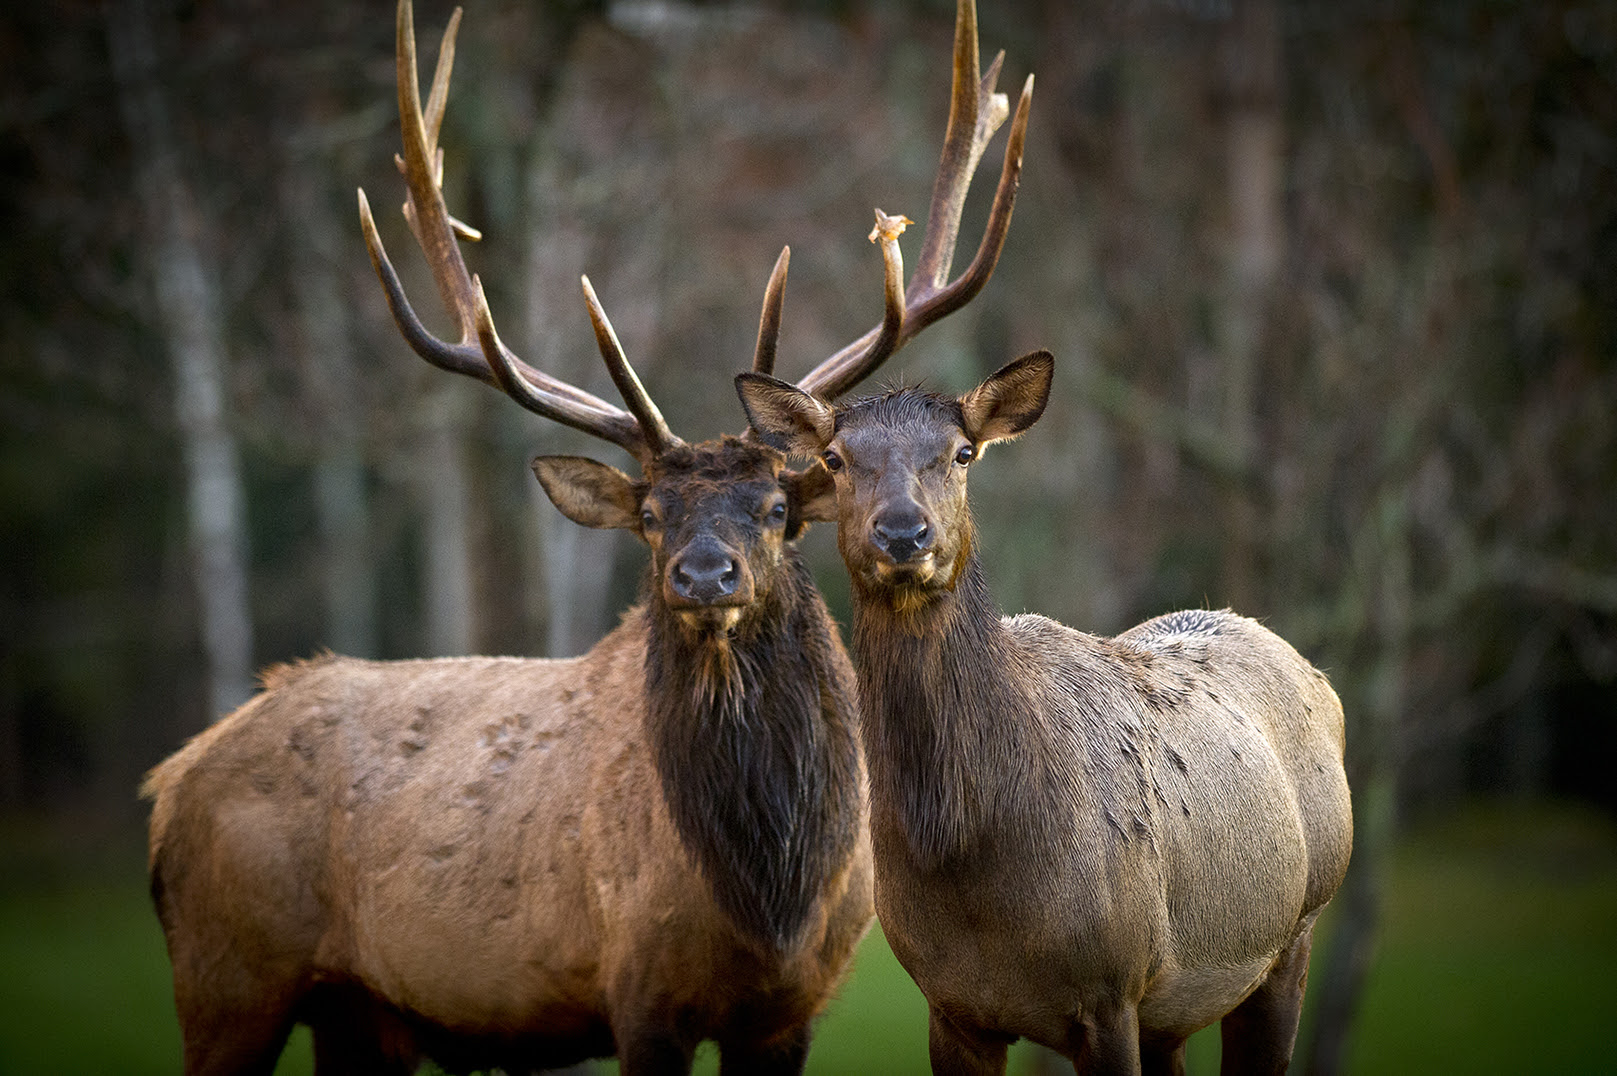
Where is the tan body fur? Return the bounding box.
[146,606,873,1074]
[868,609,1349,1063]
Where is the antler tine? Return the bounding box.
[421,5,458,158]
[901,71,1031,332]
[468,277,650,460]
[393,0,477,341]
[864,210,910,370]
[752,247,791,376]
[796,0,1033,401]
[912,0,989,293]
[361,0,657,461]
[580,277,681,457]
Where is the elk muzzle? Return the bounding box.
[671,543,743,603]
[866,499,939,585]
[872,511,932,565]
[665,535,755,633]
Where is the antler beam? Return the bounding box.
[358,0,678,463]
[786,0,1034,401]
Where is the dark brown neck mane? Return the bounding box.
[644,552,863,953]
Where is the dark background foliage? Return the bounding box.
[2,1,1613,1071]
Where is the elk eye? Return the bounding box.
[768,502,788,524]
[821,450,844,473]
[954,445,976,466]
[640,509,657,530]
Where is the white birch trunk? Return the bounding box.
[521,144,617,658]
[107,0,254,719]
[281,165,378,658]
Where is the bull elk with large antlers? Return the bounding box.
[142,1,1031,1073]
[738,354,1353,1075]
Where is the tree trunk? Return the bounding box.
[521,142,616,658]
[281,164,378,658]
[1302,770,1393,1076]
[107,0,254,721]
[420,385,478,657]
[1303,491,1412,1074]
[1217,0,1284,614]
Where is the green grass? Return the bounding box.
[1341,805,1617,1075]
[0,877,180,1074]
[1,801,1612,1074]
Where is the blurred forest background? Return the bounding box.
[2,0,1615,1072]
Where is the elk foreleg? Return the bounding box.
[615,1026,696,1076]
[1139,1034,1187,1076]
[1219,924,1314,1076]
[1070,999,1143,1076]
[304,984,421,1076]
[718,1023,811,1076]
[927,1006,1010,1076]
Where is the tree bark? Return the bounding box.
[107,0,254,720]
[521,141,617,658]
[420,385,478,657]
[281,164,378,658]
[1303,491,1412,1075]
[1217,0,1284,613]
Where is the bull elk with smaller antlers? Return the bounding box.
[738,354,1353,1075]
[143,1,1032,1073]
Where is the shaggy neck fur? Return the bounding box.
[644,552,863,954]
[852,548,1055,871]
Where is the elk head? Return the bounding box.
[358,0,1033,636]
[532,436,836,637]
[737,351,1053,608]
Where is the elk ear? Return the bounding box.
[959,349,1054,445]
[531,456,642,531]
[736,373,835,456]
[782,462,837,539]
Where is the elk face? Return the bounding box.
[737,351,1054,603]
[533,436,835,636]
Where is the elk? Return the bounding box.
[142,0,1032,1073]
[737,353,1354,1075]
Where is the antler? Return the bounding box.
[357,0,678,463]
[758,0,1034,401]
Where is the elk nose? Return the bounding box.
[872,514,931,563]
[671,548,741,603]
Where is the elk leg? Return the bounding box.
[169,947,301,1076]
[1070,1000,1142,1076]
[927,1006,1010,1076]
[617,1027,696,1076]
[1219,924,1314,1075]
[174,992,295,1076]
[718,1023,811,1076]
[305,985,421,1076]
[1139,1035,1186,1076]
[311,1025,417,1076]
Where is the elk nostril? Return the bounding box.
[875,518,928,544]
[873,515,931,562]
[672,553,740,600]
